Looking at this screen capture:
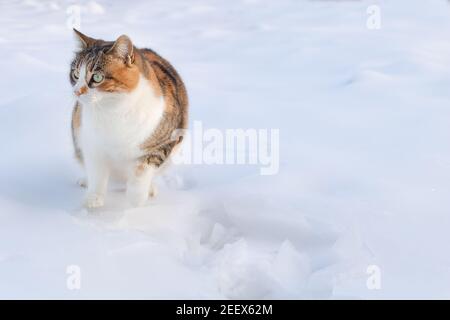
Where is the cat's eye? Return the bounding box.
[72,69,79,80]
[92,73,104,83]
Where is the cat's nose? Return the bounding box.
[74,86,88,96]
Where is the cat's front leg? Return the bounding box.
[84,155,110,208]
[126,162,156,207]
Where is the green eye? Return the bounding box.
[92,73,104,83]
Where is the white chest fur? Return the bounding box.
[79,75,164,166]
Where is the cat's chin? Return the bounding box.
[76,93,103,106]
[78,91,127,107]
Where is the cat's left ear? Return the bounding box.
[73,28,96,49]
[108,35,134,67]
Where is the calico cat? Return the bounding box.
[70,29,188,208]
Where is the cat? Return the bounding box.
[70,29,188,208]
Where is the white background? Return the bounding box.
[1,0,450,299]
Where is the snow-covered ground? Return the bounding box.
[1,0,450,299]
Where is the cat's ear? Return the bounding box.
[73,28,96,49]
[107,35,134,66]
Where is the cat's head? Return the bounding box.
[70,29,140,104]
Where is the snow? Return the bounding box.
[1,0,450,299]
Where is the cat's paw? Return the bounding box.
[84,193,104,208]
[77,178,87,188]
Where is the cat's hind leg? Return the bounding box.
[127,162,156,207]
[149,184,158,198]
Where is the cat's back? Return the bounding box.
[139,48,188,130]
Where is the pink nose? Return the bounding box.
[74,86,88,96]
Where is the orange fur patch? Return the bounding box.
[75,85,88,96]
[97,56,140,93]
